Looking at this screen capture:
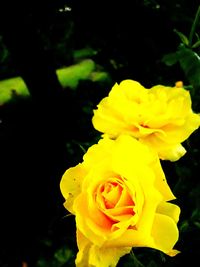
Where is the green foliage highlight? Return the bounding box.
[178,47,200,92]
[57,59,95,89]
[0,59,111,105]
[163,46,200,93]
[173,29,189,46]
[189,5,200,46]
[0,76,29,105]
[162,5,200,100]
[73,47,98,60]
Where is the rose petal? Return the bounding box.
[151,154,176,200]
[74,193,111,246]
[60,164,86,214]
[76,230,131,267]
[156,201,181,224]
[151,213,179,255]
[141,135,186,161]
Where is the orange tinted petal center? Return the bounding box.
[96,178,135,223]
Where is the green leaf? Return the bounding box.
[188,5,200,46]
[0,76,29,105]
[161,52,180,66]
[179,220,189,232]
[54,247,73,264]
[192,39,200,48]
[73,47,98,60]
[36,259,48,267]
[57,59,96,89]
[130,251,145,267]
[177,47,200,91]
[174,29,189,46]
[195,32,200,40]
[147,260,159,267]
[191,208,200,221]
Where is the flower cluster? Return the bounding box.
[60,79,200,267]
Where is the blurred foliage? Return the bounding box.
[0,57,111,105]
[162,5,200,109]
[0,1,200,267]
[36,245,75,267]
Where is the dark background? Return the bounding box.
[0,1,200,266]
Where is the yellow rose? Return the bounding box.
[92,79,200,161]
[60,135,180,267]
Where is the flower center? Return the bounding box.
[101,182,122,209]
[96,178,136,220]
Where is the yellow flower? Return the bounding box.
[60,135,180,267]
[92,79,200,161]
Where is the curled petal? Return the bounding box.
[156,201,181,224]
[151,213,180,255]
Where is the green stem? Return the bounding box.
[189,5,200,46]
[130,250,145,267]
